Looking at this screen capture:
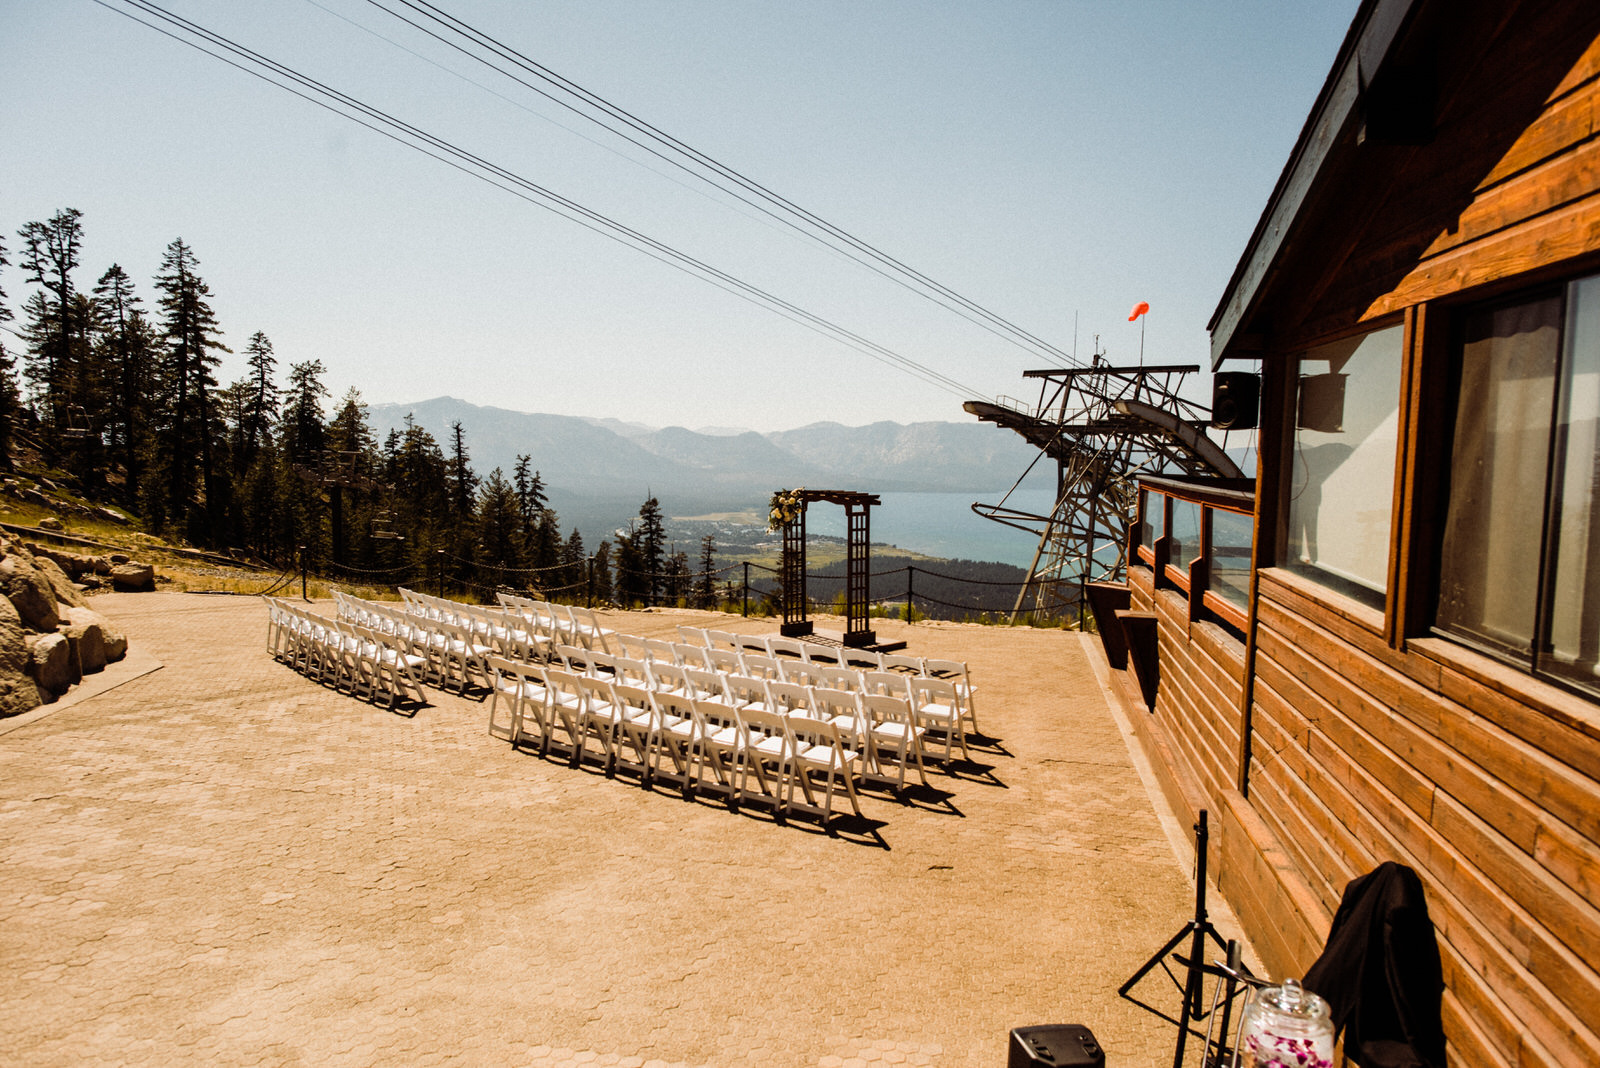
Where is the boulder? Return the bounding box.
[59,606,126,664]
[36,516,64,531]
[0,553,60,631]
[94,506,131,526]
[110,563,156,592]
[35,557,89,610]
[110,553,130,565]
[60,620,107,675]
[0,597,40,718]
[27,631,78,695]
[25,545,109,577]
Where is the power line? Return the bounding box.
[92,0,986,400]
[367,0,1080,370]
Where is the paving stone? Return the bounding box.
[0,594,1252,1066]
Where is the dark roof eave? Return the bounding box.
[1207,0,1421,369]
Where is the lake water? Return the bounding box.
[803,489,1060,569]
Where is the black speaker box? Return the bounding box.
[1008,1024,1105,1067]
[1211,371,1260,431]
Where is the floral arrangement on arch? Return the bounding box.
[768,488,806,531]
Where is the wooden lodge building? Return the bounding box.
[1097,1,1600,1064]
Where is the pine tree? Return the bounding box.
[447,420,477,521]
[475,467,521,570]
[560,527,586,599]
[151,237,229,541]
[591,539,613,605]
[512,454,545,549]
[16,208,85,435]
[280,360,328,466]
[239,331,279,464]
[0,237,15,469]
[92,264,157,502]
[612,530,648,607]
[636,495,665,605]
[697,534,717,608]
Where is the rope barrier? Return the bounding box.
[326,560,416,577]
[440,550,570,575]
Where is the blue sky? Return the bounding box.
[1,1,1358,430]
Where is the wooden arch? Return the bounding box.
[777,489,881,648]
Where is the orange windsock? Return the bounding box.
[1128,301,1150,321]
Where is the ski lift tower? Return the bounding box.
[965,357,1243,622]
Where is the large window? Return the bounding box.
[1283,324,1404,606]
[1438,273,1600,695]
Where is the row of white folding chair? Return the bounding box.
[341,594,491,693]
[488,655,865,821]
[541,644,938,786]
[266,598,427,709]
[496,592,615,654]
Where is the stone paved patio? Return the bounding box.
[0,593,1242,1066]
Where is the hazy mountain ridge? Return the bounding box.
[366,397,1042,512]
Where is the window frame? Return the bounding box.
[1428,270,1600,700]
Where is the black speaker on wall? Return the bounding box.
[1210,371,1260,431]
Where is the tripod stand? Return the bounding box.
[1119,809,1231,1068]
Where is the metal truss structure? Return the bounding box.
[965,360,1243,621]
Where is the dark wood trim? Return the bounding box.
[1386,303,1421,647]
[1165,562,1192,595]
[1236,354,1295,796]
[1117,609,1160,710]
[1137,475,1255,512]
[1204,590,1249,633]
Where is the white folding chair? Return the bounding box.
[863,670,913,700]
[612,633,651,661]
[649,690,702,796]
[803,645,845,669]
[671,643,713,671]
[908,676,970,764]
[676,625,711,648]
[732,704,797,813]
[739,653,783,682]
[488,654,537,742]
[573,674,626,774]
[788,715,864,820]
[692,697,749,804]
[540,668,588,764]
[706,648,743,675]
[923,657,980,734]
[765,679,813,717]
[765,635,810,662]
[879,652,927,676]
[861,692,929,791]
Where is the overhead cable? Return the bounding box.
[366,0,1080,370]
[93,0,985,400]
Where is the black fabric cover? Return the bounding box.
[1302,861,1446,1068]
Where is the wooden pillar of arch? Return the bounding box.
[780,503,811,637]
[843,500,875,647]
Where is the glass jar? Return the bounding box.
[1236,978,1334,1068]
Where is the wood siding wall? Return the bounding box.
[1121,561,1600,1068]
[1249,570,1600,1068]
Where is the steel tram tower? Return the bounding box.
[964,358,1244,622]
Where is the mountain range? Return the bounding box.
[365,397,1045,532]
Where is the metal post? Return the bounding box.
[742,561,750,617]
[586,556,594,608]
[298,545,307,601]
[905,566,914,622]
[435,549,445,598]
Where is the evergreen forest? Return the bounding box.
[0,208,715,606]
